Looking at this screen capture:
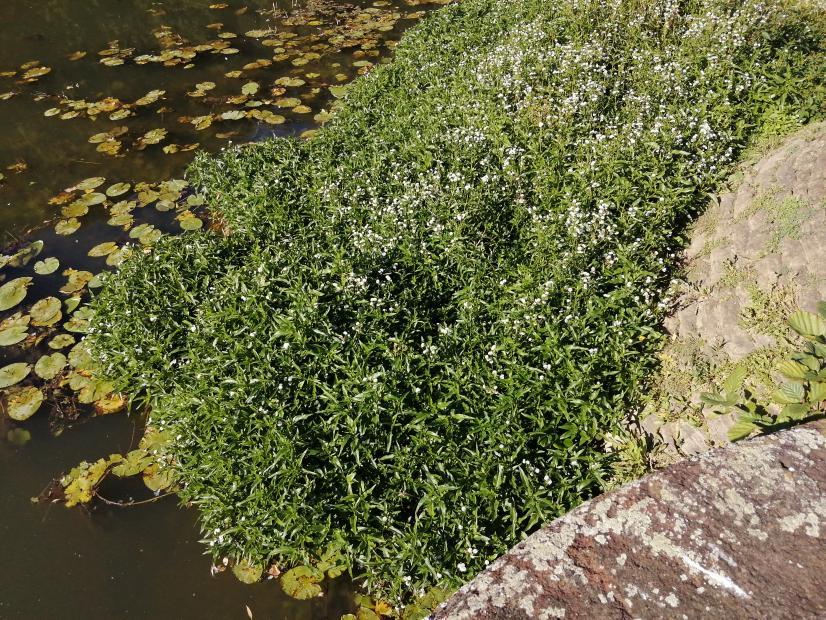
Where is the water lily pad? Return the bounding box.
[0,324,28,346]
[64,297,81,313]
[74,177,106,191]
[48,333,75,349]
[6,386,44,421]
[142,462,176,492]
[106,247,132,267]
[95,393,127,415]
[33,257,60,275]
[0,277,32,311]
[232,560,264,584]
[55,218,81,235]
[68,340,93,368]
[0,362,31,388]
[221,110,246,120]
[61,202,89,218]
[9,240,44,267]
[106,182,131,197]
[88,241,118,257]
[241,82,259,95]
[34,352,67,380]
[275,77,306,87]
[30,296,62,326]
[111,448,152,476]
[60,269,93,295]
[78,379,112,404]
[281,566,323,600]
[107,213,134,227]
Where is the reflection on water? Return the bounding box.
[0,0,445,617]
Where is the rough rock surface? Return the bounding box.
[432,421,826,620]
[641,123,826,459]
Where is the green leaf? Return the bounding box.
[722,365,747,394]
[142,463,177,492]
[817,301,826,319]
[6,427,31,446]
[788,310,826,339]
[779,403,811,421]
[771,382,804,404]
[30,296,62,326]
[281,566,323,600]
[356,608,380,620]
[111,449,153,476]
[0,277,32,311]
[0,324,29,346]
[777,359,810,381]
[727,415,758,441]
[6,386,44,420]
[0,362,31,388]
[8,240,44,267]
[34,353,67,380]
[700,392,738,407]
[33,257,60,275]
[808,381,826,403]
[231,559,264,584]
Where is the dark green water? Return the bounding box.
[0,0,442,617]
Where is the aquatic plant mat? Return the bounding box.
[88,0,825,604]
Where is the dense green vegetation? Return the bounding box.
[88,0,825,600]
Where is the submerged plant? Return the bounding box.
[87,0,825,602]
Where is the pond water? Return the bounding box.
[0,0,444,617]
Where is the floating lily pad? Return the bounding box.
[60,269,93,295]
[62,202,89,218]
[0,362,31,388]
[55,218,81,235]
[30,296,62,326]
[9,240,44,267]
[68,341,93,369]
[6,386,44,421]
[78,379,113,404]
[106,182,131,197]
[0,324,29,346]
[232,560,264,584]
[95,393,127,416]
[88,241,118,257]
[64,297,81,313]
[34,352,67,380]
[111,448,152,476]
[74,177,106,191]
[281,566,324,600]
[33,257,60,275]
[48,333,75,349]
[241,82,260,95]
[0,277,32,311]
[142,462,177,492]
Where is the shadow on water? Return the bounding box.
[0,0,446,616]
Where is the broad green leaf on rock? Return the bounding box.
[808,382,826,403]
[728,416,758,441]
[771,382,805,404]
[789,310,826,338]
[30,296,62,326]
[281,566,323,600]
[33,257,60,275]
[231,560,264,584]
[778,360,811,381]
[0,277,32,311]
[0,324,28,346]
[35,352,67,380]
[48,333,75,349]
[6,386,44,421]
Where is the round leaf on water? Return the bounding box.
[105,182,131,197]
[60,269,93,295]
[9,240,44,267]
[6,386,44,421]
[79,379,112,404]
[0,324,29,346]
[30,296,62,326]
[64,297,81,313]
[95,393,126,415]
[106,247,132,267]
[231,560,264,584]
[33,257,60,275]
[0,277,32,311]
[356,608,379,620]
[142,463,176,492]
[68,341,93,369]
[281,566,323,600]
[48,333,75,349]
[0,363,31,388]
[74,177,106,191]
[221,110,246,120]
[241,82,259,95]
[55,218,81,235]
[78,192,107,207]
[34,352,67,380]
[111,448,152,476]
[61,202,89,218]
[179,215,203,231]
[88,241,118,257]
